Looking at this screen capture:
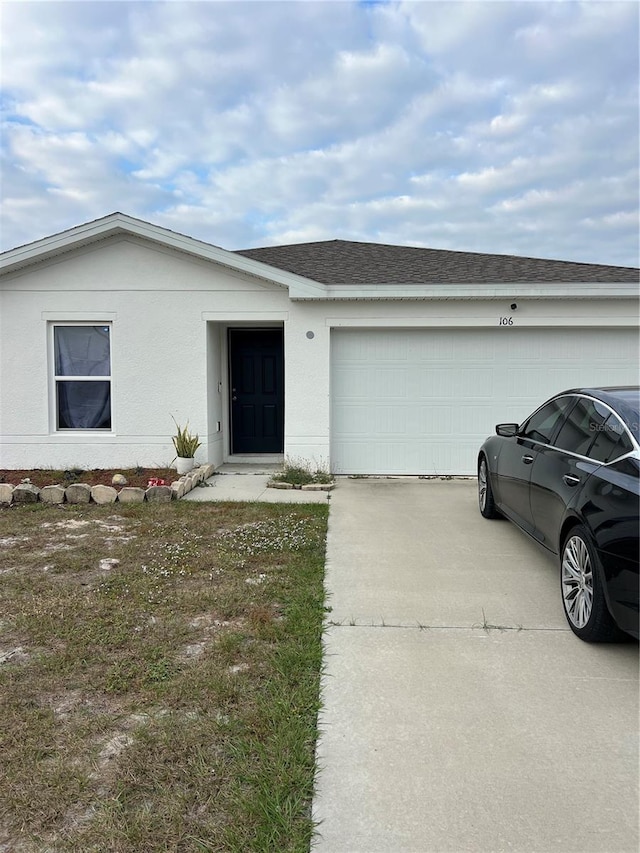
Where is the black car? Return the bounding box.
[478,387,639,642]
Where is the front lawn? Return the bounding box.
[0,500,328,852]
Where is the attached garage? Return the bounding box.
[330,326,640,475]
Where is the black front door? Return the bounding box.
[229,329,284,454]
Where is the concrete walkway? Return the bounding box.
[182,464,331,504]
[312,478,639,853]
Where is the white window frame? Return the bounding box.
[49,322,113,433]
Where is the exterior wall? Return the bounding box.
[283,303,331,468]
[0,237,289,469]
[1,232,637,473]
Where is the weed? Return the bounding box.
[475,608,523,633]
[270,457,334,487]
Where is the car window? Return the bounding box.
[521,396,575,444]
[553,397,609,456]
[588,413,634,463]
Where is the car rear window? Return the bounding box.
[553,398,607,456]
[588,414,634,463]
[553,397,634,462]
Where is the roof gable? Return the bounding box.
[0,213,325,298]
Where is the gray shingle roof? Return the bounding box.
[235,239,639,285]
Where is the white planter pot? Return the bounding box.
[175,456,195,475]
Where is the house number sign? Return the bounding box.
[498,316,514,325]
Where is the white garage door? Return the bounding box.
[331,327,639,475]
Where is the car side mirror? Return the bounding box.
[495,423,519,437]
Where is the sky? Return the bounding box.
[1,0,638,267]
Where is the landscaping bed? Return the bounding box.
[268,461,334,491]
[0,466,216,507]
[0,468,178,490]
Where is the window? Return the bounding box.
[553,397,607,456]
[521,396,575,444]
[553,396,633,462]
[53,325,111,430]
[588,412,633,463]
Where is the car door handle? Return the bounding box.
[521,455,534,464]
[563,474,581,487]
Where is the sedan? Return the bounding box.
[478,387,639,642]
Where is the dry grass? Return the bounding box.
[0,499,328,852]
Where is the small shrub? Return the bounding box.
[270,458,333,486]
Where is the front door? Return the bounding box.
[229,329,284,454]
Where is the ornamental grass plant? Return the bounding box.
[171,418,202,459]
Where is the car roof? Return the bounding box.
[562,387,640,442]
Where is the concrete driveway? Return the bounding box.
[312,478,639,853]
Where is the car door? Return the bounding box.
[580,442,639,638]
[495,395,575,535]
[529,396,607,551]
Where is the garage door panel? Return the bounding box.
[414,337,455,360]
[414,368,493,397]
[373,406,410,435]
[377,369,408,397]
[506,336,541,359]
[374,336,409,359]
[331,327,639,475]
[457,405,498,435]
[459,369,494,397]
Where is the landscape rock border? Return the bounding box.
[267,480,334,491]
[0,464,216,507]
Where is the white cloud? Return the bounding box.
[0,0,637,267]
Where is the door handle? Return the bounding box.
[563,474,581,487]
[521,455,534,464]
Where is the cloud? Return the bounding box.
[0,0,638,267]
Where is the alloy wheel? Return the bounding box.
[562,534,594,629]
[478,460,488,512]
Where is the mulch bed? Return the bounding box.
[0,468,178,490]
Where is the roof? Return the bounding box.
[2,215,638,301]
[235,239,640,285]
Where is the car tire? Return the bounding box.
[478,456,499,519]
[560,525,622,642]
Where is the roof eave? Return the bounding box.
[291,282,639,300]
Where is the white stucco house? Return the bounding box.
[1,212,638,475]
